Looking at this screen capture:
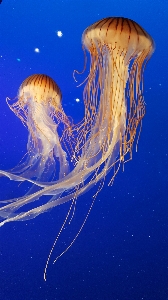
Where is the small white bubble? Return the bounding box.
[34,48,40,53]
[56,31,63,37]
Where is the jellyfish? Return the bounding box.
[1,74,71,183]
[0,17,154,227]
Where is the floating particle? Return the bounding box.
[56,31,63,37]
[34,48,40,53]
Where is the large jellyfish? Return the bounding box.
[0,17,154,227]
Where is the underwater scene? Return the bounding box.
[0,0,167,299]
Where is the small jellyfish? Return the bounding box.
[4,74,70,182]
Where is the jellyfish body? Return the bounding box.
[2,74,70,182]
[0,17,154,225]
[78,17,154,168]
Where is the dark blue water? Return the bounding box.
[0,1,167,299]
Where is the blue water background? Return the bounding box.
[0,0,168,299]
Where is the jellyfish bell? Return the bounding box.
[83,17,154,62]
[18,73,63,107]
[4,74,70,182]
